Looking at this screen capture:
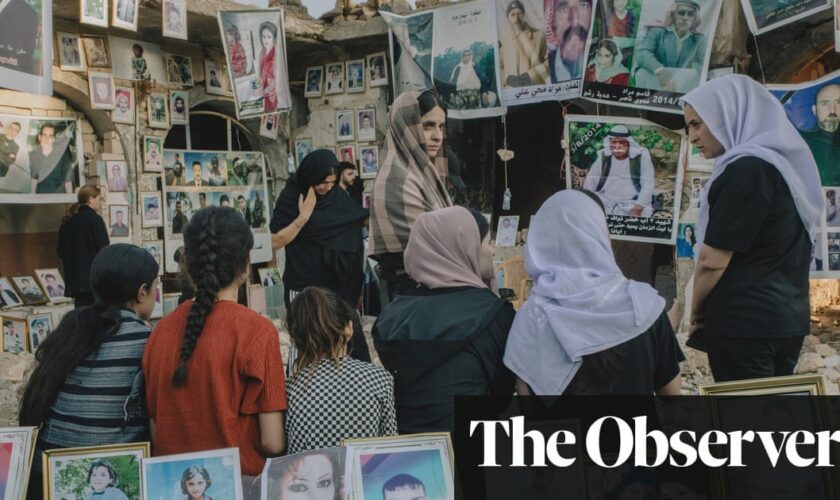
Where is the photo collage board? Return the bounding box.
[161,149,272,273]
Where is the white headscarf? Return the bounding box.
[503,190,665,395]
[602,125,646,160]
[679,74,824,248]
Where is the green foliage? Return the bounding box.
[52,455,142,500]
[568,121,681,173]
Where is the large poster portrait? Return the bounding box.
[0,0,52,96]
[0,115,82,202]
[218,9,291,119]
[581,0,722,113]
[565,114,685,243]
[109,36,166,82]
[494,0,583,105]
[741,0,832,34]
[383,11,434,96]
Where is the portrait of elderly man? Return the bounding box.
[633,0,707,93]
[499,0,548,88]
[582,125,655,217]
[547,0,593,83]
[800,83,840,185]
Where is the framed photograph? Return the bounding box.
[112,0,139,31]
[304,66,324,97]
[336,110,354,142]
[109,36,166,81]
[699,374,827,396]
[88,71,116,110]
[143,135,163,172]
[147,92,169,129]
[106,160,129,192]
[56,32,86,71]
[81,35,111,68]
[108,204,131,239]
[294,138,312,166]
[11,276,47,305]
[257,267,282,287]
[367,52,388,87]
[165,53,194,86]
[359,145,379,179]
[1,316,27,353]
[80,0,108,27]
[325,62,345,95]
[162,0,188,40]
[0,278,22,308]
[143,240,164,276]
[346,58,365,93]
[363,193,372,209]
[338,144,356,165]
[43,442,149,500]
[356,108,376,142]
[0,426,38,500]
[204,60,226,95]
[260,113,279,140]
[343,433,455,499]
[27,313,53,351]
[262,448,346,499]
[163,293,181,315]
[112,86,135,124]
[34,268,67,303]
[495,215,519,247]
[169,90,189,125]
[142,448,243,500]
[141,192,164,228]
[152,281,163,319]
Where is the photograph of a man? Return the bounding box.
[42,273,65,298]
[189,161,206,186]
[0,121,21,177]
[547,0,592,83]
[15,277,44,303]
[582,124,654,217]
[109,208,129,237]
[29,122,74,194]
[107,161,128,192]
[499,0,547,88]
[800,83,840,185]
[171,199,189,233]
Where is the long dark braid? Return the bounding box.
[172,207,253,386]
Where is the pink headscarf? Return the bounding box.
[404,207,495,292]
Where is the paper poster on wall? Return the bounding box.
[493,0,584,105]
[565,114,685,244]
[161,149,272,272]
[769,70,840,277]
[218,9,291,120]
[581,0,722,114]
[0,115,82,203]
[109,36,167,82]
[0,0,52,96]
[740,0,831,34]
[383,0,505,120]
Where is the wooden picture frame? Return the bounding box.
[1,315,28,353]
[11,276,48,306]
[147,92,169,129]
[56,32,86,71]
[111,0,140,31]
[88,71,116,110]
[80,0,109,27]
[26,313,53,352]
[81,35,111,68]
[34,268,68,304]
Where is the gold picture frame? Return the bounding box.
[42,442,150,500]
[699,373,827,396]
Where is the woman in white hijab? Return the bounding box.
[503,190,683,395]
[681,74,823,382]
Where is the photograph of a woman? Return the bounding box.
[583,38,629,86]
[265,449,344,500]
[676,223,696,258]
[259,21,278,113]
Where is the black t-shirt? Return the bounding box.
[565,310,684,395]
[703,156,810,338]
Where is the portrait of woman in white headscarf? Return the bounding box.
[681,74,823,383]
[503,190,683,396]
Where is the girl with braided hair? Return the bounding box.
[142,206,287,478]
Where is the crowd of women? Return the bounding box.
[19,74,820,497]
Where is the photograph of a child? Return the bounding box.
[359,450,449,499]
[304,66,324,97]
[142,448,242,500]
[109,36,166,82]
[45,447,146,500]
[264,448,345,499]
[2,318,26,353]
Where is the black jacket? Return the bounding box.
[57,206,110,297]
[372,286,515,435]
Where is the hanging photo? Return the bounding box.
[260,113,279,139]
[141,192,164,228]
[0,427,38,500]
[359,145,379,179]
[383,11,434,95]
[109,36,166,81]
[106,160,129,192]
[294,138,312,166]
[142,448,244,500]
[162,0,188,40]
[112,0,139,31]
[27,313,52,350]
[0,114,83,202]
[170,90,190,125]
[11,276,47,305]
[347,58,366,93]
[205,60,226,95]
[304,66,324,97]
[0,278,23,308]
[166,53,194,86]
[262,448,345,499]
[113,87,135,124]
[495,215,519,246]
[80,0,108,27]
[88,71,116,110]
[143,135,164,172]
[108,204,131,239]
[34,268,67,303]
[367,52,388,87]
[741,0,831,34]
[147,93,170,129]
[143,240,164,275]
[581,0,723,113]
[44,443,149,500]
[218,9,292,119]
[1,317,27,353]
[336,110,355,142]
[565,114,685,244]
[258,267,282,286]
[338,144,356,164]
[82,35,111,68]
[356,109,376,142]
[57,32,86,72]
[325,62,345,94]
[493,0,582,106]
